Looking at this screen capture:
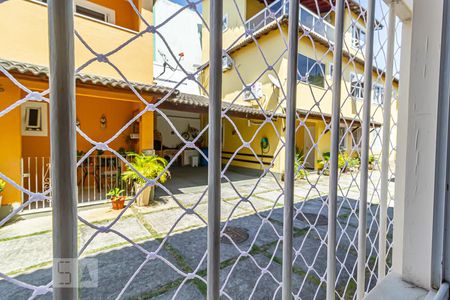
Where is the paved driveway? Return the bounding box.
[0,167,394,299]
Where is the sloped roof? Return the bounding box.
[0,58,174,95]
[0,58,282,118]
[168,92,284,118]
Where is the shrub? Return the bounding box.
[122,154,170,185]
[294,153,309,179]
[0,179,5,194]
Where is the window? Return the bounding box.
[373,84,384,105]
[21,102,48,137]
[352,22,366,49]
[76,5,107,22]
[197,24,203,49]
[223,14,229,32]
[39,0,115,24]
[297,53,325,88]
[350,73,364,99]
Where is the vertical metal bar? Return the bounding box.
[378,0,395,281]
[357,0,376,298]
[207,0,222,299]
[20,158,24,206]
[282,0,299,299]
[28,157,31,209]
[327,0,345,299]
[48,0,77,298]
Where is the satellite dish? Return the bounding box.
[268,74,281,89]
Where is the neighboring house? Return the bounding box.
[199,0,399,174]
[153,0,203,94]
[0,0,160,208]
[0,0,271,210]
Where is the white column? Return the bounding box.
[394,0,446,290]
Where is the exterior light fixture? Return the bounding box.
[100,114,107,129]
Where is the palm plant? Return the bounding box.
[122,154,170,185]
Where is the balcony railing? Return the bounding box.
[20,155,135,210]
[244,0,335,43]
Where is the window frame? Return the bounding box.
[373,83,384,105]
[223,14,229,32]
[350,72,364,99]
[21,102,48,137]
[37,0,116,24]
[351,21,366,49]
[297,53,325,88]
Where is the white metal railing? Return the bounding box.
[20,155,134,210]
[244,0,335,43]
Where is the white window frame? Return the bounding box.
[37,0,116,25]
[21,102,48,137]
[75,0,115,24]
[373,83,384,105]
[351,21,366,49]
[223,14,229,32]
[350,72,364,99]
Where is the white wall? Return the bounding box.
[156,109,201,149]
[153,0,202,94]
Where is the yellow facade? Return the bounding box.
[201,0,399,173]
[0,0,157,206]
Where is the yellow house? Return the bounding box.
[0,0,161,208]
[200,0,399,174]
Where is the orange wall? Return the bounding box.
[76,96,141,154]
[90,0,141,31]
[0,0,154,85]
[0,78,22,205]
[21,96,142,158]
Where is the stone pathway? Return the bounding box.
[0,169,394,299]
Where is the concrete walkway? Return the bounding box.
[0,167,394,299]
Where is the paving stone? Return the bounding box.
[143,209,205,235]
[79,217,151,254]
[170,192,207,207]
[0,233,52,274]
[0,217,52,240]
[80,241,181,299]
[168,214,283,271]
[218,253,323,300]
[0,267,52,299]
[152,282,205,300]
[254,190,284,204]
[225,197,274,214]
[193,202,250,221]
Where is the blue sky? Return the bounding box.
[168,0,202,13]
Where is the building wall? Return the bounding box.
[199,3,399,173]
[0,74,156,205]
[153,0,203,94]
[0,0,153,84]
[0,78,22,206]
[156,109,201,149]
[222,116,285,174]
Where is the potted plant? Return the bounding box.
[121,154,170,206]
[107,187,126,210]
[294,153,309,180]
[0,179,5,206]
